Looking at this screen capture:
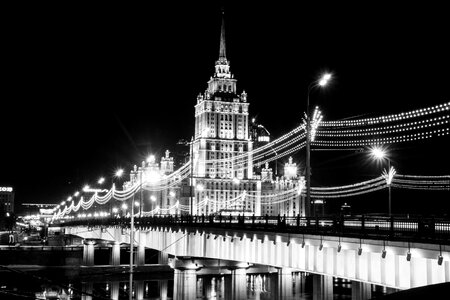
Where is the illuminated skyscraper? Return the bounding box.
[191,11,261,215]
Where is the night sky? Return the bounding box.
[2,2,449,215]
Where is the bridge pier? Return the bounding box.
[225,267,247,299]
[82,240,95,266]
[173,269,197,300]
[313,274,333,300]
[109,242,120,266]
[351,281,372,300]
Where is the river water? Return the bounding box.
[0,266,390,299]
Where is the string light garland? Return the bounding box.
[321,102,449,127]
[53,102,449,218]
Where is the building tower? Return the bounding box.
[191,10,260,215]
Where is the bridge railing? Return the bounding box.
[55,214,450,245]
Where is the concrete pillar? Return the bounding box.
[110,242,120,266]
[313,274,333,300]
[173,269,197,300]
[135,280,145,300]
[231,268,247,299]
[109,281,120,300]
[279,268,293,298]
[83,242,95,266]
[136,245,145,266]
[351,281,372,300]
[225,268,247,299]
[159,280,168,300]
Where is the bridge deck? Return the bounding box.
[56,215,450,245]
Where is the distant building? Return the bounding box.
[0,186,14,214]
[21,203,58,216]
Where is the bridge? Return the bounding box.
[56,214,450,299]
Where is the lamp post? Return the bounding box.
[306,73,332,216]
[190,136,194,216]
[370,146,395,216]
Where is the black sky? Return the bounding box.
[1,2,449,214]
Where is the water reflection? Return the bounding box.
[0,268,389,299]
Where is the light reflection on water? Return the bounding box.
[0,268,385,299]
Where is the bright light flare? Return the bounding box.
[98,177,105,184]
[112,207,118,213]
[371,146,386,160]
[146,155,155,163]
[150,195,157,202]
[115,169,124,178]
[83,185,90,192]
[318,73,332,86]
[121,203,128,210]
[134,201,140,207]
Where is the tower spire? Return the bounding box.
[219,9,226,59]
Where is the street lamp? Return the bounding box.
[115,169,124,178]
[370,146,395,216]
[98,177,105,185]
[306,73,332,216]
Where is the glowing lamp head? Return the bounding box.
[112,207,118,213]
[83,185,90,192]
[98,177,105,184]
[61,201,66,206]
[318,73,332,87]
[74,191,80,197]
[150,195,157,202]
[169,191,176,197]
[134,201,140,207]
[146,155,155,164]
[115,169,124,178]
[323,73,332,81]
[121,203,128,210]
[196,184,204,192]
[67,196,72,202]
[371,146,386,160]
